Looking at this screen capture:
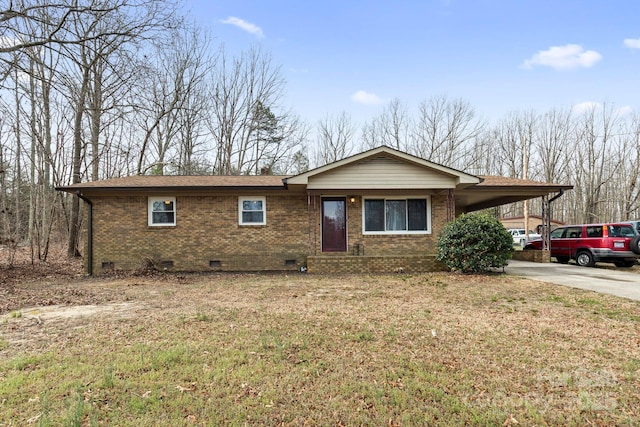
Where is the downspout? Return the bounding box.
[75,191,93,276]
[548,189,564,204]
[544,189,565,251]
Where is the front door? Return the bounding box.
[322,197,347,252]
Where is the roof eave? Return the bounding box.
[56,185,288,193]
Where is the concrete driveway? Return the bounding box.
[504,260,640,301]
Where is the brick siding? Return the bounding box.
[308,194,447,256]
[304,194,447,273]
[83,192,448,275]
[86,193,309,274]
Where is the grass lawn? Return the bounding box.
[1,271,639,426]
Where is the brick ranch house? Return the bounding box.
[57,146,572,275]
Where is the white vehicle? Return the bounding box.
[508,228,542,247]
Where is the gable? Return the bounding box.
[285,146,480,190]
[306,155,460,190]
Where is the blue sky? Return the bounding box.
[183,0,640,125]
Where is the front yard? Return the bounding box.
[1,265,639,425]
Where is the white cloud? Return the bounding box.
[572,102,633,116]
[573,101,601,114]
[521,44,602,70]
[617,105,634,116]
[624,38,640,49]
[220,16,264,39]
[351,90,382,106]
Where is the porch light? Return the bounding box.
[349,196,357,204]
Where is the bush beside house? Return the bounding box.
[436,213,514,273]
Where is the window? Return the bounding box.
[565,227,582,238]
[586,226,603,238]
[148,197,176,226]
[363,197,430,234]
[550,228,565,239]
[609,225,635,237]
[239,197,266,225]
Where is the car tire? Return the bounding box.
[631,236,640,255]
[556,256,570,264]
[576,250,595,267]
[614,260,636,268]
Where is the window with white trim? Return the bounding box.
[363,197,431,234]
[239,197,266,225]
[148,197,176,226]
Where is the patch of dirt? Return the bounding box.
[0,245,97,314]
[0,245,180,315]
[6,302,139,322]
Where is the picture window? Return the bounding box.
[363,197,430,234]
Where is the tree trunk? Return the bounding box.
[67,64,91,258]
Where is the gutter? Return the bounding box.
[75,191,93,276]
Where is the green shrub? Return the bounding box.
[436,213,513,273]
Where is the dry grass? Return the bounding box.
[1,271,639,426]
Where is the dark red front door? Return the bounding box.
[322,198,347,252]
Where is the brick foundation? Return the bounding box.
[511,250,551,263]
[307,254,447,274]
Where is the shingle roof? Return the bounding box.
[57,174,572,193]
[478,175,571,188]
[57,175,288,191]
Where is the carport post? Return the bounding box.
[541,195,550,251]
[543,189,565,251]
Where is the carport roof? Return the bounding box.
[456,175,573,212]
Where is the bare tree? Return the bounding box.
[250,105,310,175]
[0,30,64,263]
[572,103,622,223]
[206,45,299,175]
[56,0,175,256]
[411,94,485,168]
[532,108,574,183]
[360,98,409,151]
[287,146,310,175]
[466,129,500,176]
[314,111,355,166]
[493,112,522,178]
[135,24,213,175]
[618,114,640,219]
[1,1,119,53]
[490,110,539,220]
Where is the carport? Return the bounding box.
[455,176,574,254]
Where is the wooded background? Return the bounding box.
[2,0,639,264]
